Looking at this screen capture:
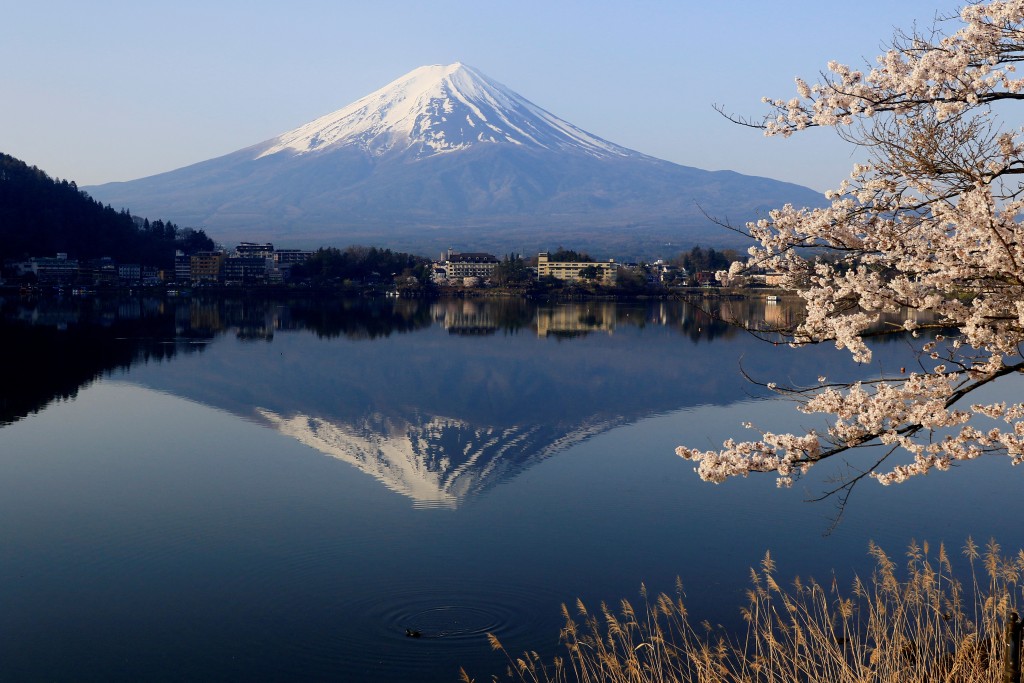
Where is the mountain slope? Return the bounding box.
[257,63,633,160]
[85,63,822,254]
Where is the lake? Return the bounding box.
[1,294,1021,682]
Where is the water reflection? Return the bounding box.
[0,296,210,425]
[1,294,889,508]
[431,298,748,340]
[0,293,981,683]
[288,297,435,340]
[255,409,625,508]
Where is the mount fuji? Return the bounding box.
[85,63,822,254]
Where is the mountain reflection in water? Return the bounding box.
[1,294,885,510]
[3,293,1008,683]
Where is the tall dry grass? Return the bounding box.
[463,539,1023,683]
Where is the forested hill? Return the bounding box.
[0,153,213,267]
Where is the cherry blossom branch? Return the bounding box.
[681,1,1024,497]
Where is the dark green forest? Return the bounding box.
[291,246,432,285]
[0,153,213,267]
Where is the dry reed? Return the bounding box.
[462,538,1023,683]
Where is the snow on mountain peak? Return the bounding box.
[256,63,633,160]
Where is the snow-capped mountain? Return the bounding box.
[85,63,823,253]
[258,62,632,161]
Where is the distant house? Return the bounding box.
[235,242,275,259]
[142,265,162,285]
[31,253,79,285]
[652,261,685,284]
[190,251,225,284]
[84,257,118,286]
[223,256,268,285]
[117,263,141,284]
[270,249,313,283]
[227,243,274,285]
[442,250,499,280]
[694,271,719,287]
[272,249,313,266]
[536,252,617,284]
[174,251,192,283]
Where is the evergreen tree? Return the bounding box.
[0,152,213,267]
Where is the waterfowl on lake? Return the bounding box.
[405,628,421,638]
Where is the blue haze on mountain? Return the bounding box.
[85,64,823,254]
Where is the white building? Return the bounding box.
[441,250,499,280]
[536,252,616,284]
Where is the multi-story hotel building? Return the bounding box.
[536,252,617,284]
[442,251,499,280]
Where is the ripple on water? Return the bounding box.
[317,576,570,679]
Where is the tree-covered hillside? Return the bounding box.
[0,153,213,267]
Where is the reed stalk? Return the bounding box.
[463,539,1022,683]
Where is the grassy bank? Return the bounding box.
[467,539,1019,683]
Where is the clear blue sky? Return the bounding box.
[2,0,964,192]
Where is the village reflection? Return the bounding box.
[429,296,803,340]
[1,292,811,342]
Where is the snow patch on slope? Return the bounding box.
[254,406,628,508]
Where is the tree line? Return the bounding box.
[291,246,432,285]
[673,246,742,274]
[0,152,213,267]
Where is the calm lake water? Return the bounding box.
[1,294,1021,682]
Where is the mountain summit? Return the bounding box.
[258,63,632,161]
[86,63,823,254]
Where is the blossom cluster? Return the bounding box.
[686,0,1024,489]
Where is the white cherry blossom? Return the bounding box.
[685,0,1024,493]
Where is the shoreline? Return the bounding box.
[0,282,800,303]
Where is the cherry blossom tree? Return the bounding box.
[678,0,1024,496]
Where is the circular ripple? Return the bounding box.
[348,576,567,644]
[386,600,507,641]
[215,576,573,680]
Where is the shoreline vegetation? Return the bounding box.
[467,539,1020,683]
